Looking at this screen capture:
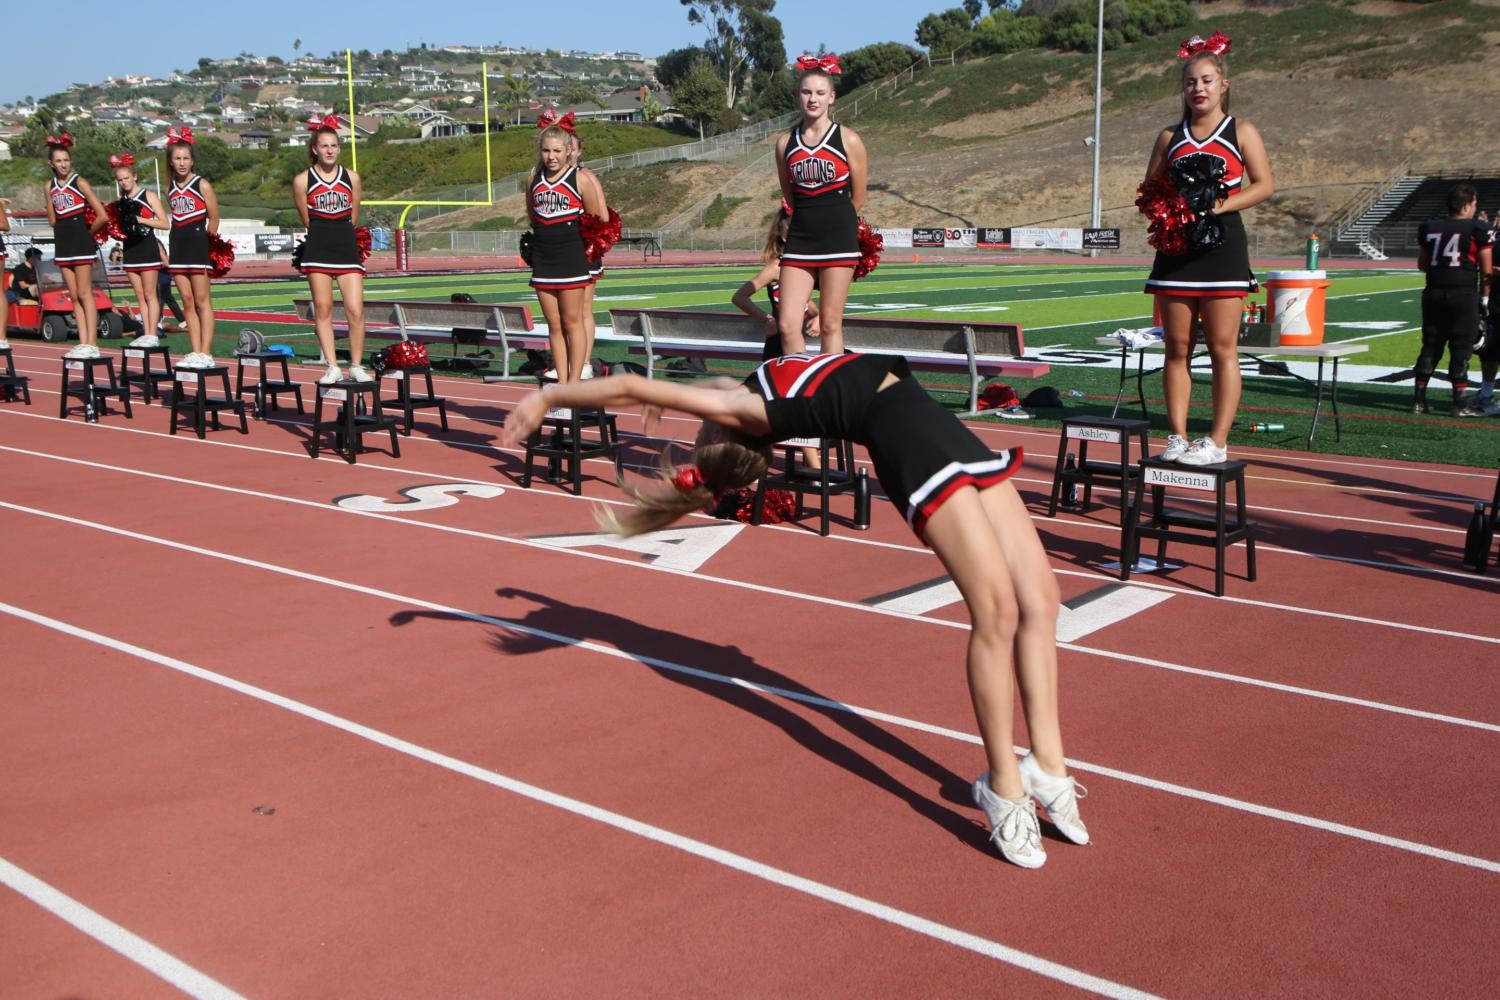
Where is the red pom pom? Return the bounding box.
[580,207,623,265]
[1136,175,1196,256]
[730,488,796,524]
[84,205,109,246]
[386,341,429,369]
[103,203,127,241]
[854,219,884,281]
[355,225,372,263]
[207,233,235,278]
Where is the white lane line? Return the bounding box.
[0,601,1157,1000]
[5,449,1500,732]
[7,578,1500,880]
[0,856,246,1000]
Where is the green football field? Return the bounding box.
[146,261,1498,470]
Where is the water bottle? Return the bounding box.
[1061,453,1080,509]
[853,467,871,530]
[1305,233,1320,270]
[1247,422,1285,433]
[1464,502,1487,569]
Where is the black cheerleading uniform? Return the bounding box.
[49,173,97,266]
[1415,215,1495,385]
[528,166,592,291]
[741,352,1022,540]
[1144,116,1256,298]
[167,175,211,274]
[298,165,363,275]
[761,281,784,361]
[120,187,163,272]
[781,122,860,270]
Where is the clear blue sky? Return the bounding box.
[3,1,944,105]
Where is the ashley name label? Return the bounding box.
[1066,425,1122,443]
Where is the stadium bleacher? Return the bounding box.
[1361,175,1500,256]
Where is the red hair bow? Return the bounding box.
[671,466,705,494]
[307,113,342,132]
[794,53,842,76]
[779,196,792,217]
[166,125,195,145]
[108,153,135,168]
[537,109,576,133]
[45,132,74,149]
[1178,32,1231,59]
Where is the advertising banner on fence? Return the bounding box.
[1082,228,1122,250]
[945,227,978,248]
[912,227,946,248]
[877,228,913,249]
[255,233,297,254]
[1010,227,1084,251]
[977,227,1011,248]
[225,233,258,257]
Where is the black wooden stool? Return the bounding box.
[60,356,132,422]
[235,352,304,419]
[1121,456,1257,597]
[0,347,32,405]
[380,365,448,436]
[522,407,621,495]
[169,365,248,438]
[1047,416,1149,518]
[751,438,869,536]
[120,344,174,404]
[310,380,399,463]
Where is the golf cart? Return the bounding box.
[4,254,125,343]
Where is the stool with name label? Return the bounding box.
[235,352,304,420]
[1047,415,1150,518]
[60,356,132,422]
[379,364,448,436]
[1120,455,1257,597]
[751,437,869,536]
[521,406,621,495]
[119,344,174,404]
[0,346,32,405]
[168,364,248,438]
[310,380,399,463]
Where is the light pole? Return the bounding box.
[1089,0,1105,247]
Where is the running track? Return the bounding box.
[2,342,1498,998]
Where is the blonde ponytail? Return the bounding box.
[597,439,770,537]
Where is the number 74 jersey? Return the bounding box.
[1418,216,1494,290]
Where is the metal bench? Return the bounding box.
[292,298,543,380]
[608,308,1049,415]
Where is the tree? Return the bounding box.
[916,8,974,54]
[680,0,780,109]
[559,79,606,109]
[673,56,724,140]
[293,38,301,53]
[972,11,1046,54]
[838,42,921,94]
[641,92,663,122]
[656,46,708,90]
[963,0,984,22]
[496,74,533,124]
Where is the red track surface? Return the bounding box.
[2,342,1497,998]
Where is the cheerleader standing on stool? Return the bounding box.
[292,114,370,384]
[43,134,109,359]
[0,197,10,349]
[164,127,221,368]
[1143,32,1274,465]
[528,120,605,406]
[775,53,867,355]
[566,122,608,380]
[503,356,1089,870]
[110,154,171,349]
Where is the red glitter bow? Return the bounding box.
[166,126,195,145]
[537,110,576,133]
[672,466,705,494]
[795,54,842,76]
[108,153,134,168]
[1178,32,1231,59]
[45,132,74,149]
[307,113,342,132]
